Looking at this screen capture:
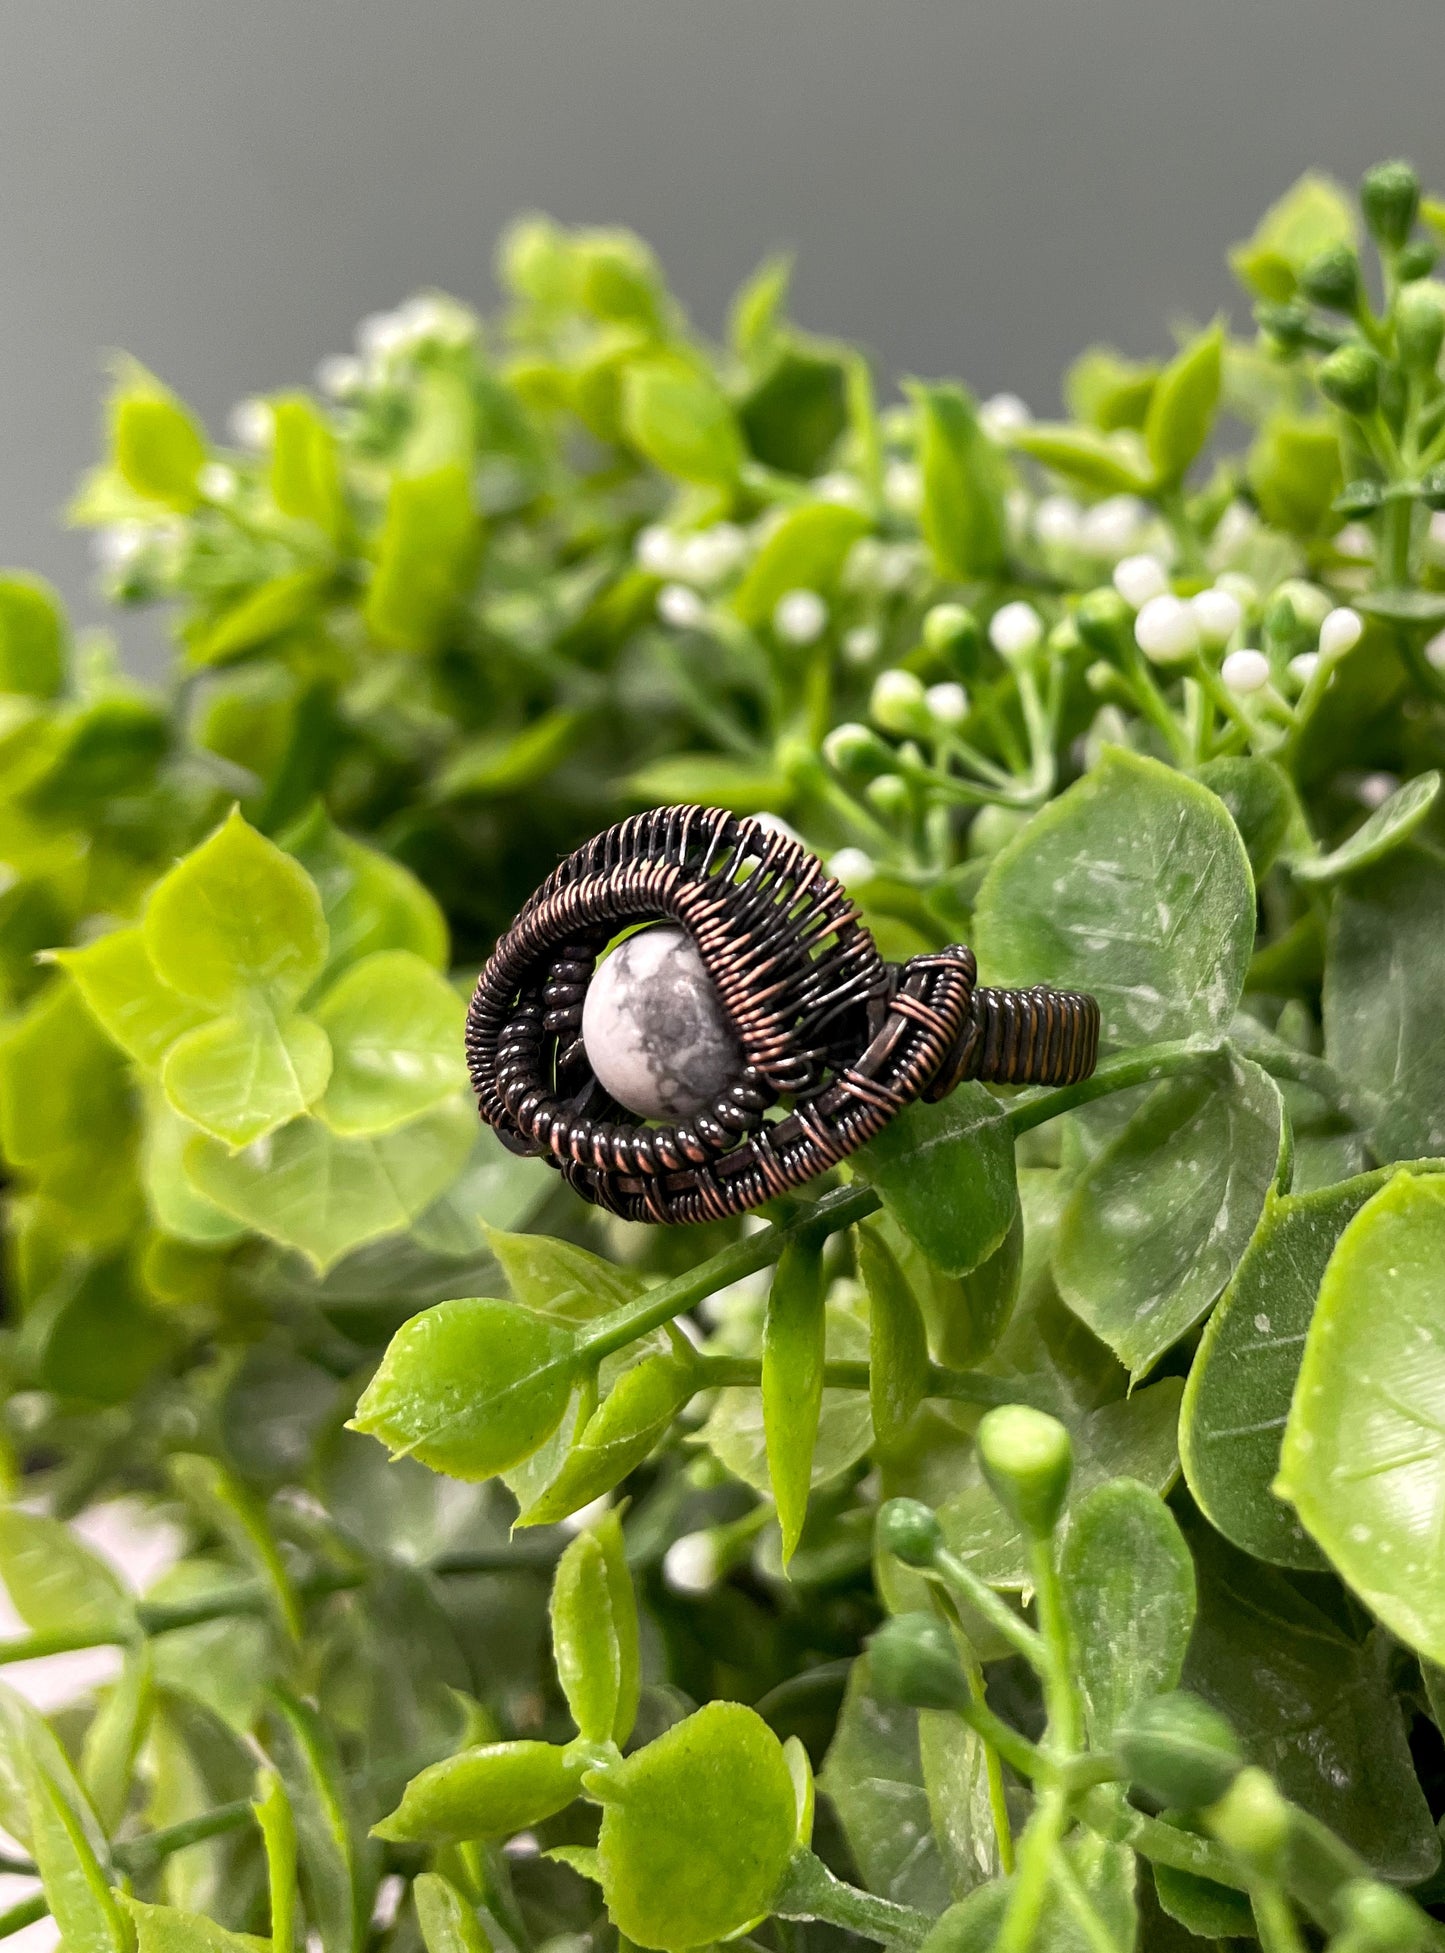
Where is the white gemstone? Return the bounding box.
[581,925,740,1122]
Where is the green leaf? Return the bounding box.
[624,754,786,814]
[1183,1527,1438,1881]
[729,252,792,361]
[282,808,448,980]
[621,358,744,486]
[1323,849,1445,1159]
[1151,1865,1255,1942]
[739,347,849,477]
[313,950,464,1136]
[25,1740,128,1953]
[818,1654,965,1912]
[110,373,207,510]
[908,382,1007,579]
[252,1766,298,1953]
[269,396,346,537]
[1193,755,1297,879]
[141,1098,246,1246]
[1060,1480,1196,1743]
[1230,171,1358,300]
[431,711,584,802]
[1277,1172,1445,1665]
[412,1874,494,1953]
[763,1236,827,1565]
[592,1701,797,1952]
[731,502,868,626]
[81,1645,153,1834]
[169,1454,302,1643]
[56,929,211,1072]
[1247,415,1343,537]
[184,1097,474,1271]
[121,1896,268,1953]
[0,1683,110,1857]
[487,1224,645,1318]
[1181,1170,1393,1569]
[1144,323,1223,486]
[1054,1053,1287,1378]
[936,1379,1184,1591]
[857,1223,929,1448]
[550,1510,639,1743]
[853,1084,1017,1278]
[374,1740,585,1843]
[365,465,479,652]
[0,574,66,697]
[161,1008,332,1149]
[976,749,1255,1050]
[144,810,328,1012]
[1065,346,1159,433]
[1011,423,1152,495]
[0,976,133,1176]
[187,570,331,667]
[264,1688,369,1953]
[518,1352,695,1526]
[1292,770,1440,883]
[352,1293,581,1479]
[702,1295,872,1496]
[0,1508,134,1639]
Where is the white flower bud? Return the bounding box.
[989,601,1044,660]
[980,393,1032,441]
[93,524,146,572]
[774,588,828,645]
[315,354,364,398]
[199,462,237,501]
[1333,523,1374,560]
[662,1530,721,1595]
[636,525,681,576]
[1034,495,1083,549]
[1318,607,1364,661]
[1358,771,1398,809]
[1113,554,1170,610]
[1431,511,1445,549]
[1191,587,1243,647]
[870,668,927,733]
[1427,627,1445,672]
[1080,495,1146,559]
[559,1494,612,1534]
[657,583,706,629]
[228,398,274,450]
[823,722,882,772]
[924,682,970,728]
[828,848,876,887]
[1221,648,1271,695]
[356,309,411,359]
[813,471,866,508]
[1287,652,1320,687]
[883,460,921,515]
[842,624,881,665]
[679,523,747,586]
[1134,595,1200,665]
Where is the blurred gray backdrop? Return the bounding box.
[2,0,1441,643]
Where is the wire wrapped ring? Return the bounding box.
[466,806,1098,1224]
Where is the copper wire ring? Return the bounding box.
[465,806,1099,1224]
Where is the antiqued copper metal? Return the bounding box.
[466,806,1099,1223]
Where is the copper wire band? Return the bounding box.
[466,806,1100,1223]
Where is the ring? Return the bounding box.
[465,806,1099,1224]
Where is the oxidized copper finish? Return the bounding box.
[466,805,1099,1223]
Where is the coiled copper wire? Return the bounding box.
[466,806,1099,1223]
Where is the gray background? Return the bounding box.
[2,0,1441,641]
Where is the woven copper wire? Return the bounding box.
[466,806,1099,1223]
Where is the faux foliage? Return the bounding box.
[0,160,1444,1952]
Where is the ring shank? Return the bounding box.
[923,983,1100,1098]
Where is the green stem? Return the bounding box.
[1050,1850,1126,1953]
[953,1639,1016,1874]
[1006,1037,1221,1138]
[996,1778,1070,1953]
[0,1897,47,1941]
[1249,1883,1308,1953]
[580,1184,880,1363]
[1028,1532,1082,1756]
[774,1848,930,1947]
[115,1799,254,1873]
[931,1548,1047,1672]
[692,1353,1039,1409]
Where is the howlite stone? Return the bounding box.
[581,924,741,1121]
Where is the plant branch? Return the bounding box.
[774,1848,930,1948]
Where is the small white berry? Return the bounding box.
[1358,771,1398,809]
[228,398,274,450]
[657,583,706,629]
[558,1494,612,1534]
[663,1531,720,1595]
[1134,595,1200,665]
[93,524,146,572]
[828,848,876,887]
[989,601,1044,659]
[1221,648,1271,695]
[356,309,410,359]
[813,471,866,508]
[1080,495,1146,559]
[1334,522,1374,560]
[315,354,364,398]
[1034,494,1083,549]
[870,668,927,733]
[774,588,828,645]
[1288,652,1320,687]
[199,462,237,501]
[636,525,681,576]
[925,682,970,728]
[1318,607,1364,661]
[679,523,747,585]
[979,393,1032,441]
[842,624,880,665]
[1426,627,1445,672]
[883,460,921,515]
[1191,587,1243,647]
[1113,554,1170,609]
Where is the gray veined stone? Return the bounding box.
[581,924,741,1121]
